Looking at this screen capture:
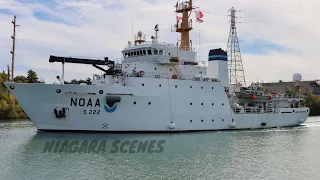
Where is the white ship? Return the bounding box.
[5,0,309,132]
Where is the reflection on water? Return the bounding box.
[0,117,320,180]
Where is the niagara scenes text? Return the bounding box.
[43,140,166,153]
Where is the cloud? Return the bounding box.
[0,0,319,84]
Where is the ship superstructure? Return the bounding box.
[4,0,309,132]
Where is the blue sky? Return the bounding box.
[0,0,318,83]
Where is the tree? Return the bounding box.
[285,88,293,96]
[86,78,92,85]
[14,76,28,83]
[27,69,39,83]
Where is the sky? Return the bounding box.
[0,0,318,84]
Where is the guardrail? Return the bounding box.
[232,107,278,114]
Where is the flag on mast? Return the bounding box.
[176,15,182,22]
[195,11,204,23]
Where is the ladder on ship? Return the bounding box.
[173,65,184,80]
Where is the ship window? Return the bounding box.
[137,51,140,56]
[159,49,163,55]
[154,49,158,55]
[148,49,152,55]
[140,50,143,56]
[143,50,146,55]
[131,52,133,56]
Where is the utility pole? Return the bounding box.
[10,15,19,82]
[7,65,10,82]
[227,7,246,87]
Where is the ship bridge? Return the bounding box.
[122,30,197,65]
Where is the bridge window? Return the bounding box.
[147,49,152,55]
[143,50,146,55]
[159,49,163,55]
[154,49,158,55]
[137,51,140,56]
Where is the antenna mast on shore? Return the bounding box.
[10,15,19,82]
[227,7,246,87]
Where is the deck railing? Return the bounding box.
[232,107,278,114]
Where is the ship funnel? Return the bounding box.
[207,48,229,88]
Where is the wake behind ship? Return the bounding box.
[4,0,309,132]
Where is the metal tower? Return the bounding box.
[227,7,246,87]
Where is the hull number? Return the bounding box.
[83,110,100,115]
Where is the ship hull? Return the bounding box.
[4,78,309,132]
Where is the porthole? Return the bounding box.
[170,69,172,71]
[123,83,126,86]
[190,120,192,122]
[222,103,224,106]
[148,102,151,105]
[159,84,162,87]
[201,119,203,122]
[212,119,214,122]
[201,103,203,106]
[222,119,224,122]
[212,87,214,90]
[133,102,136,105]
[212,103,214,106]
[175,85,177,88]
[99,90,103,94]
[293,110,295,112]
[190,86,192,88]
[154,67,157,70]
[190,103,192,105]
[142,83,144,86]
[201,86,203,89]
[56,89,61,93]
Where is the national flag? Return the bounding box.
[195,11,204,23]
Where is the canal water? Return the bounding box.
[0,117,320,180]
